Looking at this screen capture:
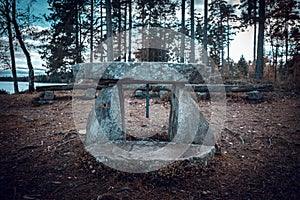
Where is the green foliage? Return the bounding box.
[133,0,180,62]
[236,55,249,77]
[134,0,178,28]
[39,0,86,76]
[239,0,258,29]
[266,0,300,59]
[207,0,238,66]
[0,89,9,95]
[0,74,69,83]
[0,42,10,70]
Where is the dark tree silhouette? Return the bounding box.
[255,0,265,80]
[11,0,34,91]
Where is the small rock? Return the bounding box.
[23,115,34,121]
[247,90,262,101]
[23,195,36,200]
[44,91,55,100]
[135,90,143,98]
[159,90,168,98]
[202,190,211,195]
[51,181,61,185]
[197,92,208,100]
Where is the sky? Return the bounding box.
[0,0,254,77]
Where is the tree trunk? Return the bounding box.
[227,17,230,75]
[128,0,132,61]
[253,21,257,61]
[190,0,195,63]
[255,0,265,80]
[75,3,80,63]
[90,0,94,63]
[180,0,185,63]
[123,1,127,62]
[106,0,113,61]
[203,0,208,67]
[117,0,122,61]
[285,24,289,80]
[5,0,18,93]
[253,0,257,61]
[100,0,104,62]
[275,45,278,81]
[220,17,224,75]
[11,0,34,91]
[270,36,275,81]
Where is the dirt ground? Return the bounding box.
[0,89,299,199]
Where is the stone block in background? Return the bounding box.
[197,92,208,100]
[44,91,55,100]
[159,90,169,98]
[135,90,144,98]
[247,90,262,100]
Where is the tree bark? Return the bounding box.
[180,0,185,63]
[220,17,224,75]
[253,0,257,61]
[190,0,195,63]
[90,0,94,63]
[128,0,132,61]
[123,1,127,62]
[11,0,34,91]
[285,24,289,80]
[203,0,208,68]
[253,21,257,61]
[227,17,230,74]
[7,22,19,94]
[5,0,18,93]
[106,0,113,61]
[117,0,122,61]
[255,0,265,80]
[75,3,81,64]
[100,0,104,62]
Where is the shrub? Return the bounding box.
[0,89,9,95]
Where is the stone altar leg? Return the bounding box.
[168,84,212,145]
[168,84,181,141]
[85,86,124,146]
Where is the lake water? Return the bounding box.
[0,81,67,94]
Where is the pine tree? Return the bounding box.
[255,0,265,80]
[133,0,178,62]
[239,0,258,61]
[265,0,300,79]
[106,0,113,61]
[0,0,19,93]
[208,0,237,74]
[237,55,249,76]
[41,0,86,77]
[11,0,35,91]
